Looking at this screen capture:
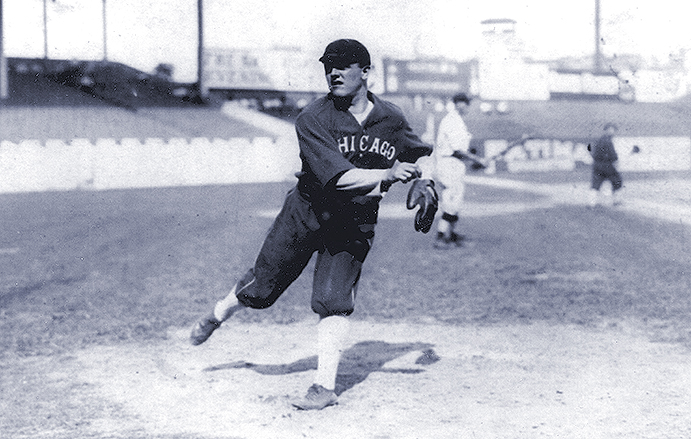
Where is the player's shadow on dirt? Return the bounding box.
[203,340,439,395]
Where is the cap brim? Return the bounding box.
[319,54,349,63]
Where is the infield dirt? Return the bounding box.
[1,169,690,438]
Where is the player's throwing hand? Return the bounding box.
[386,161,422,184]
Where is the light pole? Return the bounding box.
[197,0,204,96]
[102,0,107,61]
[594,0,602,72]
[0,0,7,99]
[43,0,48,58]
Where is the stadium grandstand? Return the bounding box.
[0,57,274,142]
[1,55,690,144]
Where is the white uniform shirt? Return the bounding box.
[434,109,471,158]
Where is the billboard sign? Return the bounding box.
[203,47,324,92]
[383,58,472,95]
[483,136,691,173]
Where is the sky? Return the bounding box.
[3,0,690,82]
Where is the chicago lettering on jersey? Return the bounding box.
[337,135,396,160]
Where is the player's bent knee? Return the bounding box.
[237,294,278,309]
[234,269,280,310]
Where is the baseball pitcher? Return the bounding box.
[189,39,436,411]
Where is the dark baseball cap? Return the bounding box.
[452,93,471,104]
[319,39,371,68]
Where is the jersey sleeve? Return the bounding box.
[394,117,433,163]
[295,112,355,187]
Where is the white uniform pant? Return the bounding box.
[433,156,466,217]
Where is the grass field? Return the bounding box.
[1,169,691,438]
[1,170,687,354]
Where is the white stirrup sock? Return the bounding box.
[213,284,243,322]
[437,218,451,236]
[314,315,350,391]
[588,189,599,206]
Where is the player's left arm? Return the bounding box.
[335,161,422,194]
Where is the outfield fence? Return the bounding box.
[485,136,691,174]
[0,134,689,194]
[0,136,301,193]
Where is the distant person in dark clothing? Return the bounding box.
[588,123,623,206]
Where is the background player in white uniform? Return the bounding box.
[433,93,475,247]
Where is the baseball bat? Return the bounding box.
[484,133,538,164]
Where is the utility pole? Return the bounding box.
[43,0,48,59]
[0,0,7,99]
[594,0,602,72]
[197,0,205,97]
[102,0,107,61]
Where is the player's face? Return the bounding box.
[324,62,369,97]
[455,101,469,115]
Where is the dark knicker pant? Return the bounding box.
[234,187,372,318]
[591,162,623,191]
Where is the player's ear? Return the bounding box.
[360,65,371,80]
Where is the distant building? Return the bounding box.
[477,18,550,101]
[480,19,522,56]
[200,21,688,106]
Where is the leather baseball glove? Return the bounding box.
[406,178,438,233]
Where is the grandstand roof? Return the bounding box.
[0,58,273,141]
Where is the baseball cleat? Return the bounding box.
[434,232,468,249]
[434,232,451,249]
[448,232,466,245]
[291,384,338,410]
[190,313,222,346]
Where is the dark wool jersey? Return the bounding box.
[294,92,432,228]
[591,134,618,164]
